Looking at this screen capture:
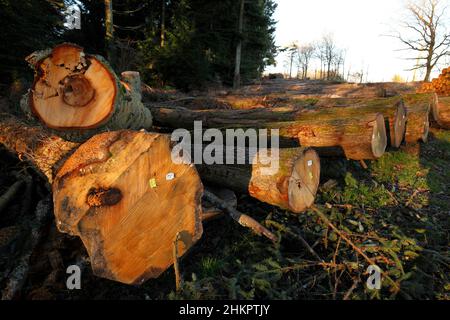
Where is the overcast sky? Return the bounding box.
[265,0,450,82]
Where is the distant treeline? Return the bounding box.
[0,0,277,91]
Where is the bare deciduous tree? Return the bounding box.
[395,0,450,82]
[318,34,340,80]
[296,43,315,79]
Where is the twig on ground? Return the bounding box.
[203,189,277,242]
[310,205,410,299]
[0,180,24,213]
[343,278,360,300]
[1,197,52,300]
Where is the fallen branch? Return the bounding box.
[203,189,277,242]
[1,197,52,300]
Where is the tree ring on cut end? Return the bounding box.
[371,113,387,158]
[61,74,95,107]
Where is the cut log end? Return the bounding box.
[403,94,432,144]
[53,130,203,285]
[61,74,95,107]
[288,148,320,212]
[371,113,387,159]
[29,43,119,130]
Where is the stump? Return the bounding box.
[197,147,320,213]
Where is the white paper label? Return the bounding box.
[307,160,313,166]
[166,172,175,181]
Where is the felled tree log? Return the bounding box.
[196,147,320,213]
[433,96,450,129]
[402,94,433,143]
[20,43,152,142]
[311,96,406,148]
[0,114,203,285]
[174,95,405,148]
[149,104,387,160]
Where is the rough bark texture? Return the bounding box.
[433,95,450,129]
[149,103,387,160]
[0,115,204,285]
[402,94,432,143]
[197,147,320,213]
[20,44,152,142]
[53,130,203,284]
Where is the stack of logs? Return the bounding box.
[419,67,450,95]
[0,43,447,286]
[417,68,450,129]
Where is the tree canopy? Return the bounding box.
[0,0,278,91]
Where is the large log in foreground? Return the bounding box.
[0,115,203,285]
[149,104,387,160]
[402,94,433,143]
[21,44,152,141]
[197,147,320,213]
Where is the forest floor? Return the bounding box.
[0,79,448,300]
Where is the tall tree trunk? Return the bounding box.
[424,60,432,82]
[233,0,245,90]
[105,0,115,66]
[327,61,331,80]
[160,0,166,47]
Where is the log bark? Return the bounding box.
[433,95,450,129]
[312,96,406,148]
[149,103,387,160]
[203,190,277,242]
[197,147,320,213]
[0,115,203,285]
[21,44,152,142]
[213,96,405,148]
[402,94,432,143]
